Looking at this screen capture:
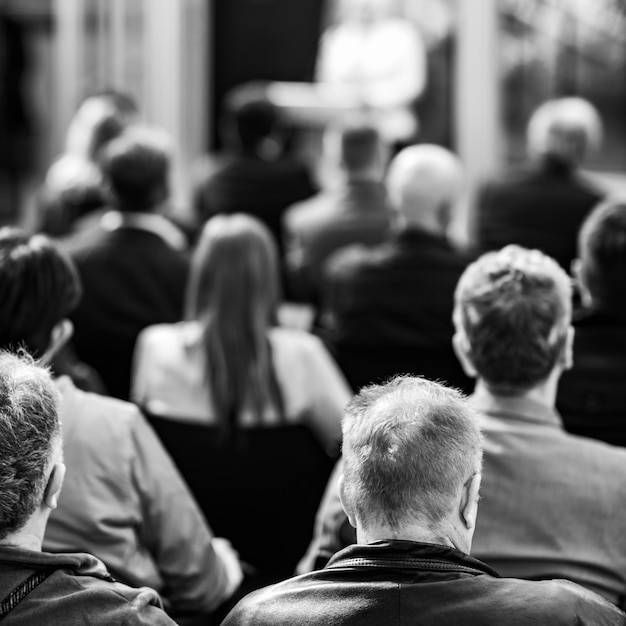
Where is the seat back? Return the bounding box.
[147,414,336,585]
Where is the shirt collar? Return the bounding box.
[470,387,563,429]
[100,210,187,252]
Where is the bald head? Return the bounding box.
[527,97,602,166]
[386,144,464,233]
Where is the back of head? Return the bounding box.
[341,376,482,533]
[325,123,385,180]
[386,144,463,231]
[454,245,572,395]
[578,199,626,314]
[0,351,61,541]
[222,84,280,155]
[98,126,171,213]
[527,97,602,167]
[0,228,82,357]
[186,214,282,428]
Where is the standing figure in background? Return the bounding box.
[474,97,605,270]
[316,0,427,144]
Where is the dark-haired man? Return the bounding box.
[0,351,176,624]
[64,125,189,399]
[223,376,623,625]
[557,199,626,445]
[0,228,242,619]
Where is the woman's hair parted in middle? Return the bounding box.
[185,214,285,433]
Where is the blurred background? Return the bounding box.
[1,0,625,233]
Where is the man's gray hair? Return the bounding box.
[341,376,482,532]
[527,97,602,165]
[454,245,572,395]
[0,351,61,540]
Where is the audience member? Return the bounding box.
[474,97,605,270]
[192,85,316,254]
[557,199,626,445]
[63,125,189,400]
[0,228,242,618]
[132,214,350,589]
[0,351,177,625]
[319,143,473,392]
[283,122,391,303]
[299,245,626,608]
[35,90,138,237]
[223,376,623,626]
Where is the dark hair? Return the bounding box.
[578,200,626,314]
[454,245,572,395]
[339,124,382,173]
[342,376,482,531]
[98,127,170,212]
[0,351,61,540]
[0,228,82,356]
[185,214,285,435]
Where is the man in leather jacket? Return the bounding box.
[223,376,623,625]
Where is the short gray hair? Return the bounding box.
[527,97,602,165]
[454,245,572,394]
[0,351,61,540]
[341,376,482,532]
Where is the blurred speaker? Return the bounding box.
[211,0,327,147]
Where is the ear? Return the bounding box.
[453,331,477,378]
[43,463,66,511]
[561,324,575,372]
[338,474,357,529]
[460,472,481,531]
[40,319,74,366]
[571,258,592,308]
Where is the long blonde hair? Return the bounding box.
[185,214,285,433]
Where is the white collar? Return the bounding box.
[100,210,187,251]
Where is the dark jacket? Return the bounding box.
[223,540,624,625]
[0,545,175,625]
[320,227,473,392]
[557,307,626,446]
[63,214,189,400]
[283,180,391,302]
[475,156,604,270]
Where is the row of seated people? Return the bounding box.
[12,86,625,622]
[1,228,626,623]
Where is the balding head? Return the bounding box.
[386,145,464,234]
[527,97,602,167]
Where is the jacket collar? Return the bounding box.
[100,210,187,251]
[326,539,499,577]
[470,387,563,429]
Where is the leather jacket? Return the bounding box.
[223,540,625,625]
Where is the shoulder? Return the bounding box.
[270,326,326,358]
[490,577,625,624]
[137,322,188,350]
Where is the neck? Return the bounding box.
[0,515,47,552]
[357,520,470,555]
[476,368,561,408]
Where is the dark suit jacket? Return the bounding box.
[193,153,316,253]
[64,221,189,400]
[475,157,604,270]
[320,228,473,392]
[283,180,391,302]
[557,307,626,447]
